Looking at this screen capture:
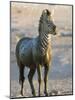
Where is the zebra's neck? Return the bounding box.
[39,33,51,56]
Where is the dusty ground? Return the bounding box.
[10,79,72,98]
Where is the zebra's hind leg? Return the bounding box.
[19,65,25,96]
[28,67,36,96]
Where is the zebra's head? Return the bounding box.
[39,9,57,35]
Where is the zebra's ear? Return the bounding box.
[43,9,51,16]
[44,9,47,13]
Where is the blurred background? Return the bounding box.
[10,2,73,97]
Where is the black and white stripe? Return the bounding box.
[39,32,51,56]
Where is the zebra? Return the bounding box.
[16,9,57,96]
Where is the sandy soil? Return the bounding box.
[10,79,72,98]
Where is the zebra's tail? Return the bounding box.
[15,35,20,42]
[15,34,25,42]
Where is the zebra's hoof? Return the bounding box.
[38,93,41,97]
[20,91,23,96]
[44,91,48,96]
[32,91,36,97]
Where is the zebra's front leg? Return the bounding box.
[44,65,49,96]
[37,64,42,96]
[28,68,36,96]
